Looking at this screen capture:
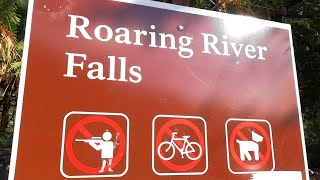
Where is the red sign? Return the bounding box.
[226,119,274,174]
[9,0,309,179]
[152,115,208,175]
[60,112,129,178]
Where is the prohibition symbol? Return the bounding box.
[225,118,275,174]
[152,115,208,176]
[60,111,129,178]
[66,116,125,173]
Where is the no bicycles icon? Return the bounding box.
[157,132,202,161]
[225,118,275,174]
[152,115,208,176]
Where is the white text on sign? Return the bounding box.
[63,14,270,84]
[66,14,268,60]
[64,53,142,83]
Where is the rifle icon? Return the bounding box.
[75,131,119,173]
[76,137,102,143]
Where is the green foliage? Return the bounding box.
[0,0,20,32]
[10,61,21,77]
[9,41,23,76]
[15,0,28,41]
[190,0,214,10]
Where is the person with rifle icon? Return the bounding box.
[76,130,119,173]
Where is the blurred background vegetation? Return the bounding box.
[0,0,27,171]
[0,0,319,178]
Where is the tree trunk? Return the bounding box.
[0,77,16,133]
[0,98,10,132]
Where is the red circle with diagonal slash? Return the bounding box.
[156,119,205,171]
[229,122,271,170]
[66,116,125,174]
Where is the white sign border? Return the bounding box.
[9,0,309,179]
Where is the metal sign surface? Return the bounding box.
[9,0,309,179]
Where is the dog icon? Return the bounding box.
[236,131,263,161]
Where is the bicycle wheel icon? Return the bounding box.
[157,132,202,161]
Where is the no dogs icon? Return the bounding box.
[225,118,275,174]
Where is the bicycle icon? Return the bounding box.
[157,132,202,161]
